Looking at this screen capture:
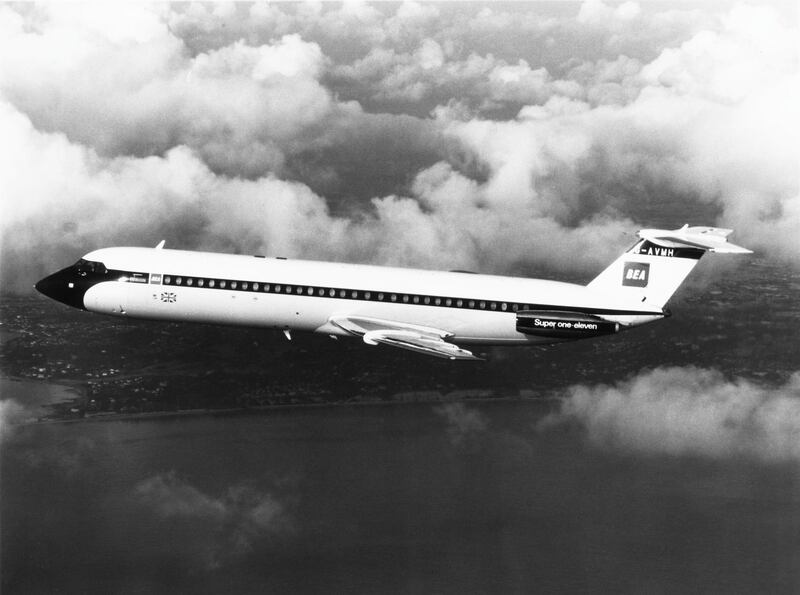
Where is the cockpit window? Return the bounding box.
[74,259,108,276]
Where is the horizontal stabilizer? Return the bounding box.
[638,225,752,254]
[587,224,751,308]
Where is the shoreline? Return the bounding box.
[13,391,561,426]
[1,373,562,427]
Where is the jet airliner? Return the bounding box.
[35,225,751,360]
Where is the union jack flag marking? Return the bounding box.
[160,292,176,303]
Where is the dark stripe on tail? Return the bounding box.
[631,241,704,260]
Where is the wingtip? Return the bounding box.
[710,243,753,254]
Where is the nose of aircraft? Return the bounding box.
[34,268,87,310]
[34,274,57,297]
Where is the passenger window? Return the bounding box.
[209,280,215,288]
[164,276,171,284]
[390,294,397,302]
[365,292,371,299]
[351,291,358,298]
[252,283,259,291]
[378,293,384,301]
[187,278,193,286]
[413,296,420,304]
[501,303,507,311]
[490,302,496,310]
[469,300,475,308]
[424,296,431,304]
[434,297,441,305]
[329,288,335,297]
[242,282,248,290]
[176,277,183,285]
[456,299,463,307]
[231,281,237,289]
[219,280,226,289]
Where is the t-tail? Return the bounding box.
[587,225,752,308]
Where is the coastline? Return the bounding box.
[6,377,558,426]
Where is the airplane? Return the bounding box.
[34,225,751,360]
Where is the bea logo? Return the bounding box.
[622,262,649,287]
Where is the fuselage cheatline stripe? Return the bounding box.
[108,268,664,317]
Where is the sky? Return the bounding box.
[0,1,797,293]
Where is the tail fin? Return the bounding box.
[587,225,752,308]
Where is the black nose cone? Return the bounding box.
[34,274,56,297]
[35,268,87,310]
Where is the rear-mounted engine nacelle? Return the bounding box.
[516,310,619,339]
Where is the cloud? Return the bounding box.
[0,98,630,292]
[1,2,797,297]
[0,398,27,440]
[577,0,641,27]
[539,367,800,463]
[12,431,97,477]
[330,43,580,112]
[134,472,292,565]
[0,6,337,177]
[134,472,228,520]
[433,4,798,262]
[434,402,488,447]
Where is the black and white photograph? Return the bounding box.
[1,1,798,593]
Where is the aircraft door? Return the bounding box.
[129,272,164,317]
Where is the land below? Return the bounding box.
[2,261,796,422]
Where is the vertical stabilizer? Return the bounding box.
[586,226,751,308]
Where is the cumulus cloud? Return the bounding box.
[135,472,229,519]
[434,402,488,446]
[433,3,799,261]
[0,398,28,440]
[0,5,337,177]
[1,2,797,296]
[0,96,629,292]
[540,367,800,463]
[13,432,97,477]
[577,0,641,26]
[330,43,585,114]
[134,472,292,566]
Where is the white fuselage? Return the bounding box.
[76,247,663,345]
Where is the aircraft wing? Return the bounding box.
[329,315,481,360]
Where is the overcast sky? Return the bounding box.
[0,1,797,291]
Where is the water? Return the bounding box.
[3,401,798,594]
[3,256,799,593]
[0,377,83,422]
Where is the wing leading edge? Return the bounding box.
[329,316,481,360]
